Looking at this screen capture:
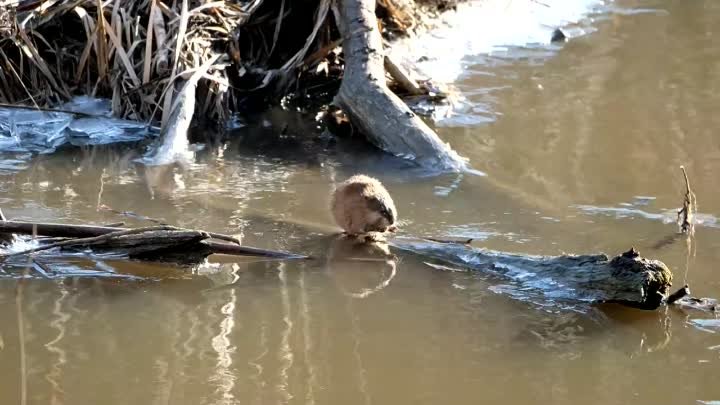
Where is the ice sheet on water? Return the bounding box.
[689,319,720,333]
[0,96,157,155]
[388,0,605,84]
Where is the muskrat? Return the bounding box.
[330,174,397,240]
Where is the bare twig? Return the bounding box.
[677,165,696,235]
[423,236,473,245]
[666,284,690,305]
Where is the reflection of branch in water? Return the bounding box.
[630,309,673,357]
[152,359,172,405]
[299,269,318,405]
[248,315,269,405]
[15,270,28,405]
[96,168,106,212]
[209,270,239,405]
[677,166,696,235]
[155,296,184,405]
[180,302,201,390]
[346,298,372,405]
[44,286,69,404]
[277,262,294,403]
[682,232,695,286]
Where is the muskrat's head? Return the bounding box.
[363,194,397,233]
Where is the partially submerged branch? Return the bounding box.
[0,220,307,261]
[334,0,469,172]
[392,238,674,310]
[0,226,207,258]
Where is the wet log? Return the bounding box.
[146,78,195,164]
[145,55,220,165]
[79,229,209,255]
[334,0,469,172]
[0,221,307,261]
[391,238,674,310]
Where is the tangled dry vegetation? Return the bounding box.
[0,0,456,130]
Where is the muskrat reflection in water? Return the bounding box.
[330,174,398,242]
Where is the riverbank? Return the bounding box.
[0,0,455,123]
[1,0,475,170]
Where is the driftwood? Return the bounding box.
[334,0,469,172]
[391,238,674,310]
[0,221,307,261]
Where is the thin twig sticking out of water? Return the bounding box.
[651,166,698,251]
[15,279,27,405]
[96,168,106,213]
[677,166,696,236]
[16,248,32,405]
[677,166,697,286]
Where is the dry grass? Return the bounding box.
[0,0,426,130]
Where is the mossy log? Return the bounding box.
[391,237,674,310]
[334,0,469,172]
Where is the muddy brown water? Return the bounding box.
[2,1,720,404]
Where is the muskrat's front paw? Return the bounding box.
[387,225,398,233]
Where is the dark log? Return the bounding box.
[334,0,469,172]
[1,226,203,258]
[0,221,308,261]
[391,238,674,310]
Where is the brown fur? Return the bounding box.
[331,174,398,237]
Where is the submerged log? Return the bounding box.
[0,221,307,261]
[391,238,674,310]
[334,0,469,172]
